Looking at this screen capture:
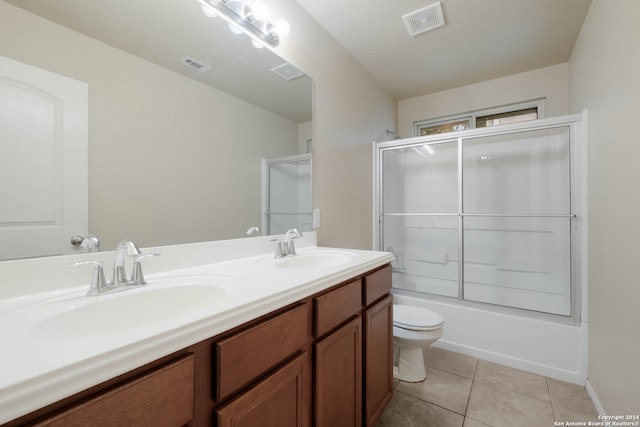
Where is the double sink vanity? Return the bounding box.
[0,232,395,426]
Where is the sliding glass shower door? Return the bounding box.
[381,140,459,298]
[377,117,581,318]
[263,154,312,235]
[461,127,572,315]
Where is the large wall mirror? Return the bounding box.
[0,0,312,260]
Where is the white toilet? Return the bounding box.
[393,304,444,382]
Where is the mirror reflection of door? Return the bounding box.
[0,56,88,260]
[262,154,312,235]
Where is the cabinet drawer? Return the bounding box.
[216,303,308,400]
[363,265,392,306]
[34,354,195,427]
[314,279,362,337]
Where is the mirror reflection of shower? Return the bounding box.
[386,246,406,274]
[262,154,312,235]
[384,129,400,140]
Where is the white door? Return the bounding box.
[0,56,88,260]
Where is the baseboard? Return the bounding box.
[433,340,586,385]
[585,379,605,415]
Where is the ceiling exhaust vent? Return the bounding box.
[402,2,446,37]
[180,56,212,73]
[271,63,305,81]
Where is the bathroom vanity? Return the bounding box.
[0,234,394,426]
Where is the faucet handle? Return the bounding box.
[270,239,285,258]
[284,228,302,256]
[71,260,108,295]
[131,253,160,285]
[285,228,302,240]
[246,226,262,237]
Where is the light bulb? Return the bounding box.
[227,0,249,18]
[229,23,243,34]
[251,39,264,49]
[252,1,269,20]
[275,19,290,37]
[200,3,217,17]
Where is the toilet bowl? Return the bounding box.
[393,304,444,382]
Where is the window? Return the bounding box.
[415,100,544,137]
[419,118,471,136]
[475,107,538,128]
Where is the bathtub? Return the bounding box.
[393,292,588,384]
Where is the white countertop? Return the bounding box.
[0,233,394,424]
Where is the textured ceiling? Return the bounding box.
[3,0,312,122]
[295,0,592,100]
[5,0,592,112]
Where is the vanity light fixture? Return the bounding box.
[199,0,289,48]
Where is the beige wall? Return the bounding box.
[569,0,640,414]
[398,63,569,138]
[0,1,299,250]
[270,0,397,249]
[272,0,572,250]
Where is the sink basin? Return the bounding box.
[30,281,227,339]
[274,251,358,269]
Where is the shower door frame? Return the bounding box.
[373,112,587,325]
[261,153,313,235]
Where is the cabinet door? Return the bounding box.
[364,295,393,427]
[315,316,362,427]
[216,353,311,427]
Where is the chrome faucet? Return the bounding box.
[71,260,109,295]
[112,240,141,286]
[72,239,158,296]
[245,226,262,237]
[271,228,303,258]
[386,246,406,275]
[285,228,302,255]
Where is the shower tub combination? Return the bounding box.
[374,112,588,384]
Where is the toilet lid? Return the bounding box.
[393,305,443,331]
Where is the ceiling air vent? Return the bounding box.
[271,63,305,81]
[402,2,446,37]
[180,56,212,73]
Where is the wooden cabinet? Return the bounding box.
[215,304,311,427]
[32,354,195,427]
[315,316,362,427]
[215,303,308,400]
[363,265,392,306]
[7,264,392,427]
[364,294,393,427]
[314,279,361,337]
[216,352,311,427]
[314,264,393,427]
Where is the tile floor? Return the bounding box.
[376,347,599,427]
